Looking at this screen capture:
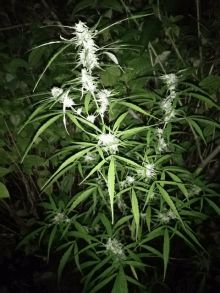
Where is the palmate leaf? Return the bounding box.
[108,156,116,224]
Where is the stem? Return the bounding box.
[194,144,220,176]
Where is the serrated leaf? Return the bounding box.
[108,156,115,224]
[58,243,74,281]
[163,228,169,280]
[131,188,139,240]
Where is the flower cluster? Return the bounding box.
[84,152,97,163]
[158,209,177,224]
[98,133,119,154]
[97,89,111,117]
[120,176,135,189]
[105,238,126,260]
[160,73,178,123]
[189,185,202,197]
[52,212,70,224]
[156,127,167,152]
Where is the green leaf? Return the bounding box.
[118,101,154,119]
[47,225,57,260]
[146,205,151,232]
[28,47,46,66]
[67,187,96,213]
[113,112,128,131]
[34,43,72,91]
[90,273,117,293]
[166,171,188,198]
[84,93,91,115]
[16,227,44,250]
[21,114,62,163]
[117,265,128,293]
[114,215,133,231]
[80,157,108,184]
[181,92,220,110]
[0,182,10,199]
[108,156,115,224]
[163,228,169,280]
[42,147,94,190]
[58,243,74,281]
[205,198,220,215]
[188,119,206,144]
[131,188,139,240]
[157,184,183,225]
[99,213,112,237]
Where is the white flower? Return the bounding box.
[189,185,202,197]
[61,90,75,110]
[158,137,167,152]
[81,69,97,96]
[75,107,82,115]
[118,201,127,212]
[160,73,178,90]
[79,48,99,72]
[52,212,69,223]
[86,114,96,123]
[160,99,172,114]
[98,133,119,154]
[105,238,126,260]
[145,164,156,178]
[157,128,164,136]
[74,21,97,49]
[136,169,145,176]
[158,213,170,224]
[168,90,177,100]
[126,176,135,185]
[97,89,111,116]
[51,87,63,99]
[167,209,177,219]
[84,152,96,162]
[164,110,176,122]
[150,192,156,201]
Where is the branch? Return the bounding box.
[194,144,220,176]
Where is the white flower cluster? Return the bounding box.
[98,133,119,154]
[189,185,202,197]
[116,194,127,213]
[74,21,99,73]
[136,164,156,180]
[156,127,167,152]
[51,87,75,110]
[84,152,97,163]
[160,73,178,123]
[158,209,177,224]
[145,164,156,178]
[52,212,70,224]
[97,89,111,117]
[105,238,126,260]
[120,176,135,189]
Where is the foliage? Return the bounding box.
[1,0,220,292]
